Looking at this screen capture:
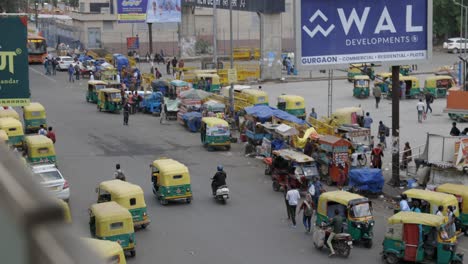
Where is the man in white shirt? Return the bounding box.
[38,125,47,136]
[416,99,425,123]
[399,194,410,212]
[286,187,301,228]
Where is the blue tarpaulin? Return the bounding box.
[182,112,202,132]
[244,105,306,125]
[114,55,129,72]
[348,168,384,194]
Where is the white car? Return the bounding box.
[56,56,74,71]
[443,38,468,54]
[31,164,70,202]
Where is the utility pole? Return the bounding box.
[212,0,218,66]
[390,66,401,187]
[34,1,38,29]
[229,0,234,115]
[147,23,153,56]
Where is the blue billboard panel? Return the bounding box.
[297,0,431,66]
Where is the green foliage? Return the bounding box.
[195,39,210,55]
[433,0,462,40]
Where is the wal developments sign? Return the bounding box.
[0,16,30,106]
[295,0,432,68]
[117,0,148,23]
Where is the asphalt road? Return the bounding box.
[27,59,468,264]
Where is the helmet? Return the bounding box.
[217,165,223,172]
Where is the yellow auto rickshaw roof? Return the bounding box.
[90,201,132,221]
[170,80,189,86]
[353,75,370,80]
[241,89,268,97]
[437,183,468,198]
[99,180,144,198]
[152,158,189,175]
[0,117,23,128]
[56,198,72,223]
[0,109,20,120]
[82,238,123,258]
[88,80,107,86]
[278,94,305,102]
[319,191,366,205]
[400,76,419,81]
[99,88,121,94]
[0,130,8,141]
[426,75,453,81]
[333,107,363,115]
[197,73,220,79]
[202,117,229,127]
[272,149,314,163]
[350,63,374,67]
[24,135,53,146]
[403,189,458,206]
[23,102,45,112]
[388,212,446,227]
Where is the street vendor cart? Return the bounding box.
[317,135,352,186]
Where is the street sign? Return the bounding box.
[0,16,30,106]
[228,69,237,84]
[295,0,433,68]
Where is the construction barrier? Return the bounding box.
[233,48,251,60]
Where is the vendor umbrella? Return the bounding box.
[179,89,211,100]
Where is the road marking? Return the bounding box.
[29,66,57,83]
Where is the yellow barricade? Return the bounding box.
[233,48,251,60]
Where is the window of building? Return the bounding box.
[79,2,85,12]
[90,3,109,13]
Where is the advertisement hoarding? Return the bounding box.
[295,0,432,68]
[181,0,285,13]
[117,0,148,23]
[146,0,181,23]
[127,37,140,49]
[0,16,30,106]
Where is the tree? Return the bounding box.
[433,0,462,42]
[68,0,78,8]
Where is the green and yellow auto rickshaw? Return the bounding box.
[193,73,221,93]
[347,63,375,82]
[200,117,231,150]
[97,88,123,113]
[150,158,192,205]
[169,80,191,97]
[0,130,8,144]
[387,76,422,99]
[353,75,370,98]
[82,238,127,264]
[382,212,463,264]
[23,102,47,133]
[277,94,306,119]
[400,189,459,217]
[0,117,24,148]
[436,183,468,235]
[89,201,136,257]
[0,108,20,120]
[57,198,72,223]
[316,191,374,248]
[23,135,56,164]
[424,76,456,98]
[96,180,150,229]
[375,72,397,94]
[388,65,412,76]
[86,80,107,103]
[238,88,269,106]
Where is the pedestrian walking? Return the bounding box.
[154,67,162,79]
[166,60,171,75]
[401,142,412,170]
[372,85,382,109]
[378,121,388,149]
[447,206,457,236]
[52,58,58,75]
[371,143,384,169]
[46,127,56,144]
[363,112,373,132]
[178,59,184,69]
[123,103,130,125]
[116,73,121,84]
[337,165,347,190]
[44,58,50,75]
[310,177,323,210]
[74,63,80,80]
[309,107,318,119]
[68,64,75,82]
[171,56,178,73]
[286,187,300,228]
[450,122,461,136]
[297,194,314,233]
[283,187,291,220]
[369,136,375,150]
[400,81,406,100]
[425,92,434,114]
[114,164,126,181]
[416,99,425,123]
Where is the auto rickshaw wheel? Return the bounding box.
[130,250,136,257]
[272,181,280,192]
[364,239,373,248]
[186,198,191,204]
[384,253,399,264]
[225,145,231,151]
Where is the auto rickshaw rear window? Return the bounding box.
[8,128,16,131]
[110,222,123,230]
[295,102,301,106]
[31,111,41,117]
[38,147,49,154]
[110,93,122,99]
[130,198,136,206]
[173,175,182,179]
[327,202,346,218]
[108,255,119,263]
[36,170,61,182]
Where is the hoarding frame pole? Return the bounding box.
[148,23,153,56]
[213,0,218,67]
[390,66,401,187]
[34,1,38,29]
[229,0,234,117]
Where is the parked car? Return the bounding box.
[443,37,468,53]
[31,164,70,202]
[56,56,74,71]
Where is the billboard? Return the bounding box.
[181,0,285,13]
[117,0,148,23]
[295,0,432,68]
[127,37,140,50]
[146,0,181,23]
[0,16,30,106]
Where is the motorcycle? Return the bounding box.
[312,223,352,258]
[213,185,230,204]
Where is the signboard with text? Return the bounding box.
[117,0,148,23]
[127,37,140,50]
[182,0,285,14]
[295,0,432,68]
[147,0,181,23]
[0,16,30,106]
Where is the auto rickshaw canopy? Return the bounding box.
[272,149,314,163]
[82,238,126,263]
[425,75,455,87]
[0,109,20,120]
[437,183,468,212]
[99,180,146,209]
[98,88,122,100]
[0,117,24,135]
[319,191,367,206]
[331,107,363,125]
[403,189,459,216]
[202,117,229,128]
[0,130,8,142]
[196,73,220,83]
[90,201,133,228]
[151,158,191,185]
[88,80,107,89]
[57,198,72,223]
[24,135,56,155]
[240,89,269,105]
[277,95,305,109]
[354,75,370,81]
[23,102,46,119]
[170,80,189,87]
[388,211,446,227]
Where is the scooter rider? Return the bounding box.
[328,209,344,257]
[212,165,227,195]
